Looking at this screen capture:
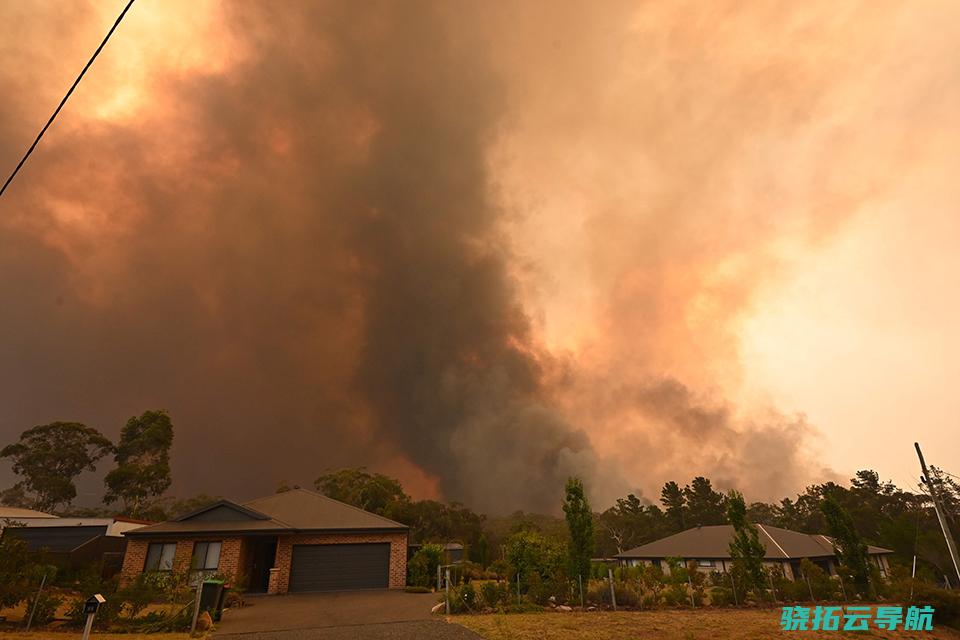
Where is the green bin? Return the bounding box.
[199,579,227,621]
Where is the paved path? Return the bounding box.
[214,591,481,640]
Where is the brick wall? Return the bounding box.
[271,532,408,594]
[119,538,150,584]
[119,536,246,586]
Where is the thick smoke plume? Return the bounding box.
[1,1,955,512]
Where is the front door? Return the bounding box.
[249,538,278,593]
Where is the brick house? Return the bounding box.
[120,488,408,594]
[615,524,893,581]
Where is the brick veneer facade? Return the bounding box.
[120,536,247,585]
[121,531,407,595]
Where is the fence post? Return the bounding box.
[768,570,778,603]
[190,580,203,635]
[516,571,521,605]
[837,572,847,602]
[437,564,442,592]
[578,574,584,609]
[803,570,814,602]
[729,571,739,606]
[24,572,47,632]
[607,568,617,611]
[687,566,695,607]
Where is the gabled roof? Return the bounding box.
[615,524,893,560]
[173,500,271,522]
[126,488,407,537]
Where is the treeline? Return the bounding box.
[2,413,958,585]
[311,467,960,587]
[596,470,960,584]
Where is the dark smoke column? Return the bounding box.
[339,2,604,514]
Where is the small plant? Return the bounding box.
[26,592,64,627]
[447,583,479,614]
[708,586,734,606]
[479,580,508,609]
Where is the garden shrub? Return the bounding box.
[585,580,608,605]
[477,581,506,608]
[447,583,479,614]
[911,582,960,629]
[798,559,838,601]
[504,530,569,603]
[662,583,690,606]
[460,561,497,582]
[708,586,734,606]
[407,544,444,588]
[26,592,64,627]
[612,582,640,607]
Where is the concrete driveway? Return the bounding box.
[214,590,481,640]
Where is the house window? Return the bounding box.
[144,543,177,572]
[697,559,714,568]
[192,541,222,571]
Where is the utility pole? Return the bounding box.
[915,442,960,587]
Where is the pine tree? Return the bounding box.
[821,494,871,594]
[563,477,594,581]
[727,490,766,598]
[660,481,687,531]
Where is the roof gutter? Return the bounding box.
[125,526,409,538]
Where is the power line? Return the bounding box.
[0,0,136,200]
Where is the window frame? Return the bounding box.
[191,541,223,571]
[697,559,715,568]
[144,542,178,572]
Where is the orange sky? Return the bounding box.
[1,1,957,511]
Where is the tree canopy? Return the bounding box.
[0,422,113,512]
[104,410,174,517]
[314,467,409,517]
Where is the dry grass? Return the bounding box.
[453,607,960,640]
[0,635,189,640]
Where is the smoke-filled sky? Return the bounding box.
[1,0,958,514]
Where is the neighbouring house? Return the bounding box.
[1,515,150,578]
[615,524,893,581]
[0,506,57,531]
[120,488,409,594]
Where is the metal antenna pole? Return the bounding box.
[915,442,960,587]
[25,573,46,632]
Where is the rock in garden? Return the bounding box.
[196,611,213,632]
[431,602,445,614]
[557,605,573,612]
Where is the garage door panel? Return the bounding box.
[289,543,390,592]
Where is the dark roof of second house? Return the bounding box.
[126,488,408,537]
[615,524,893,560]
[3,524,110,552]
